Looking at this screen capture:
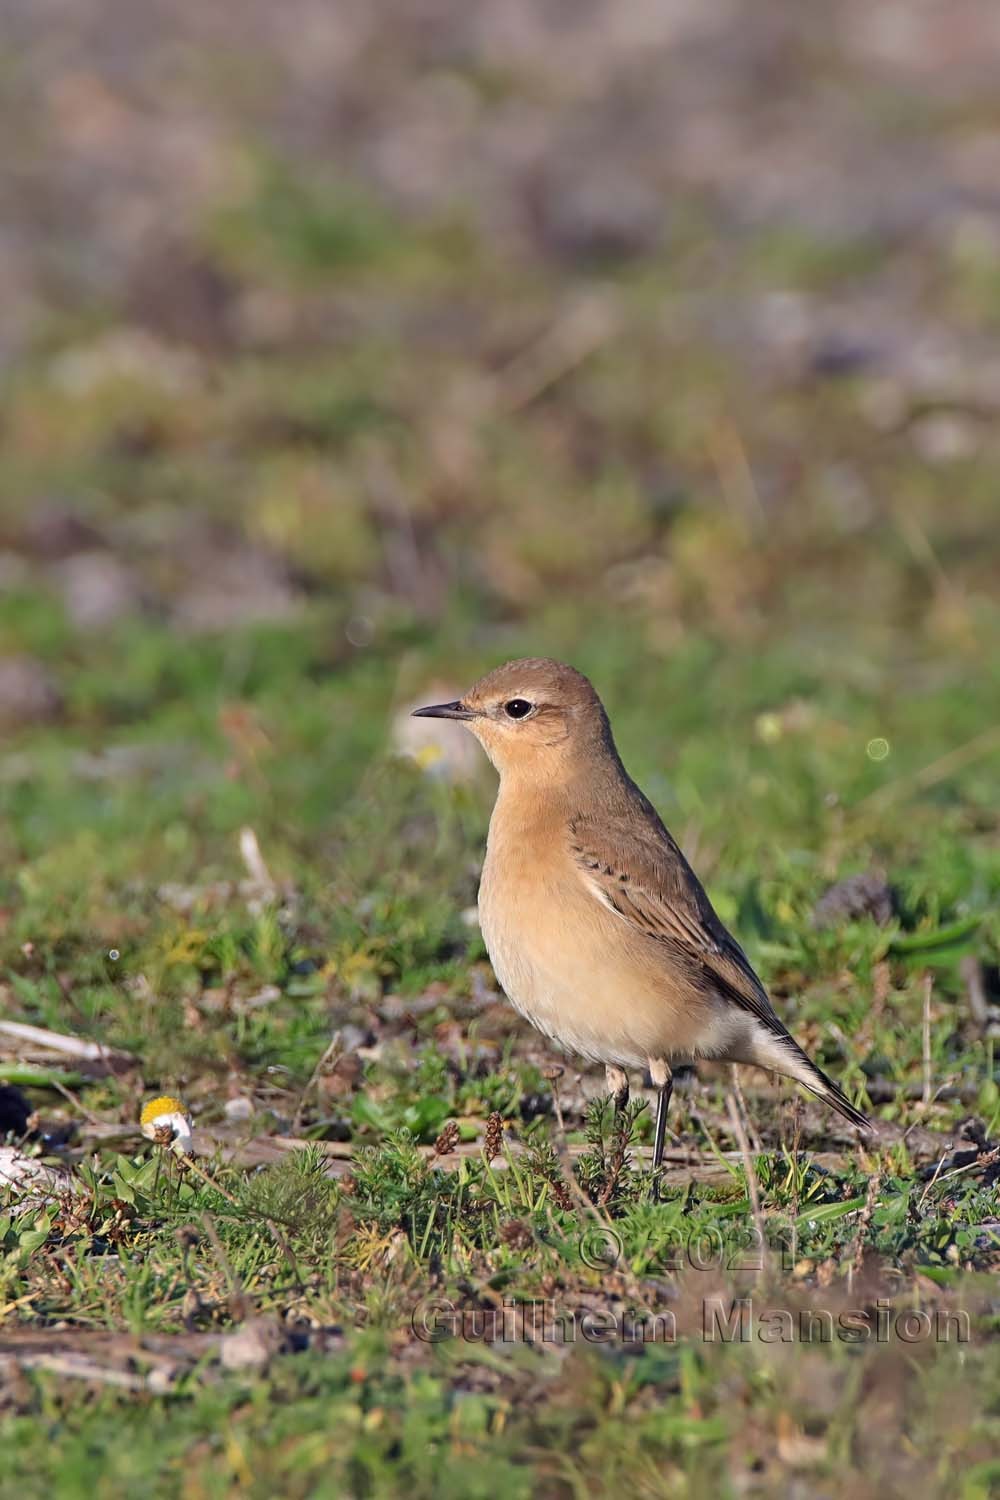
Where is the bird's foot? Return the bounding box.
[605,1064,629,1118]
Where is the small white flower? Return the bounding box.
[140,1096,194,1152]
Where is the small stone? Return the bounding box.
[219,1316,287,1374]
[223,1096,255,1122]
[19,504,104,559]
[910,412,979,463]
[812,872,895,929]
[168,533,302,634]
[0,1147,72,1212]
[531,152,664,263]
[146,1366,178,1395]
[0,656,61,728]
[51,551,143,630]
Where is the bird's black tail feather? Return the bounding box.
[784,1039,872,1134]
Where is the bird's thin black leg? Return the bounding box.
[651,1070,674,1201]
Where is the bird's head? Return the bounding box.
[412,657,612,778]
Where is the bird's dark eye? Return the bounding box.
[504,698,532,720]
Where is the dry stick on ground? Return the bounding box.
[725,1094,766,1272]
[492,290,622,414]
[922,972,934,1111]
[730,1066,762,1154]
[918,1146,1000,1209]
[896,980,961,1147]
[788,1096,804,1166]
[871,1079,972,1105]
[0,1292,39,1320]
[53,971,92,1038]
[848,1168,883,1289]
[707,420,765,532]
[238,825,276,893]
[292,1033,344,1133]
[158,1139,240,1208]
[49,1077,104,1126]
[0,1019,136,1067]
[784,1098,804,1269]
[961,956,990,1034]
[915,1145,953,1210]
[15,1352,149,1392]
[891,499,967,621]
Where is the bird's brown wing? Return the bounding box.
[568,806,789,1041]
[569,795,871,1134]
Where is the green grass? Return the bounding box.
[1,85,999,1500]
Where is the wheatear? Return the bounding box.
[414,658,870,1178]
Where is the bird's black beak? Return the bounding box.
[411,700,476,721]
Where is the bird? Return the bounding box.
[413,658,871,1182]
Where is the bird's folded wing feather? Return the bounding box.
[569,809,789,1041]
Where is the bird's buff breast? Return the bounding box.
[478,817,704,1069]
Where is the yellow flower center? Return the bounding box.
[140,1095,188,1126]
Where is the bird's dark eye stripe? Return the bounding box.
[504,698,532,719]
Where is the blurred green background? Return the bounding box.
[0,0,997,1029]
